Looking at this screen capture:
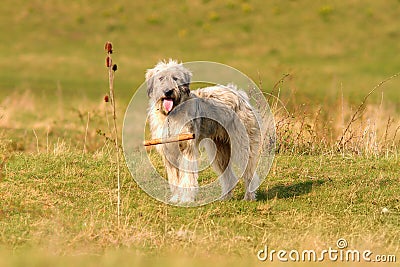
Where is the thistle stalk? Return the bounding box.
[104,41,121,227]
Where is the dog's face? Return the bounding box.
[146,60,192,115]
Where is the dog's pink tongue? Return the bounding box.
[163,99,174,112]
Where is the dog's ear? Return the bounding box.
[183,68,192,84]
[182,68,192,95]
[145,68,156,97]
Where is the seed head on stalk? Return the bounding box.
[104,41,121,227]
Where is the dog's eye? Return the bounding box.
[159,76,164,81]
[172,76,178,81]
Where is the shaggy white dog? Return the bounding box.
[146,60,261,203]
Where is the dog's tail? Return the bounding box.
[225,83,249,100]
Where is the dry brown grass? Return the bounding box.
[272,101,400,156]
[1,86,399,158]
[262,74,400,156]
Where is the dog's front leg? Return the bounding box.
[177,142,199,203]
[163,158,181,203]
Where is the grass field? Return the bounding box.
[1,0,400,266]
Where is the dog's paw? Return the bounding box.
[220,191,233,201]
[169,195,179,203]
[179,194,195,203]
[178,189,196,203]
[243,191,256,201]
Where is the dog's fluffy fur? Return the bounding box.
[146,60,261,203]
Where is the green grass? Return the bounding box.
[1,0,400,266]
[1,151,399,263]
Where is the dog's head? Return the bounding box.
[146,59,192,115]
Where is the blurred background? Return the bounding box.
[1,0,399,104]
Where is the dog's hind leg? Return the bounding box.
[243,148,260,201]
[205,140,238,200]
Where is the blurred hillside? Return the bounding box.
[0,0,399,106]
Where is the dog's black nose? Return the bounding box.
[164,89,174,97]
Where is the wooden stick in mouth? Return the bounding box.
[143,133,195,146]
